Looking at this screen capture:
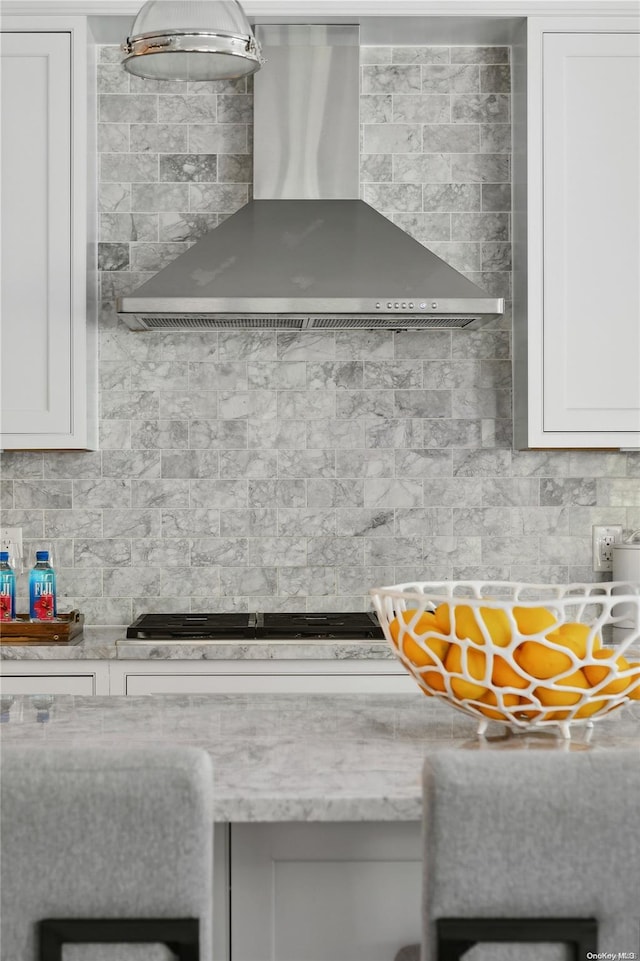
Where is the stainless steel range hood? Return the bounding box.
[117,25,503,331]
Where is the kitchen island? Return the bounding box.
[2,691,639,821]
[3,691,640,820]
[3,692,639,961]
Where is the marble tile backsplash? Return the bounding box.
[1,44,639,624]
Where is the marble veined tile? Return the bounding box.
[307,479,364,509]
[159,154,217,182]
[158,95,217,124]
[44,510,103,538]
[335,509,395,537]
[188,123,248,154]
[392,95,450,124]
[391,46,450,65]
[362,64,421,94]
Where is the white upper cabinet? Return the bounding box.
[0,18,97,450]
[513,17,640,449]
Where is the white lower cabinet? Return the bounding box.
[0,658,415,696]
[110,660,416,696]
[230,822,422,961]
[121,668,415,696]
[0,661,109,695]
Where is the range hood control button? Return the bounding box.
[431,302,438,309]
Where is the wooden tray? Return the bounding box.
[0,611,84,645]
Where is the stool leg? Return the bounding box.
[436,917,598,961]
[39,918,200,961]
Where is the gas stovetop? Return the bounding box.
[126,612,385,641]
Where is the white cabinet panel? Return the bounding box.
[231,822,422,961]
[0,659,109,694]
[124,669,416,696]
[1,33,72,436]
[0,20,97,449]
[513,18,640,449]
[0,674,95,695]
[2,659,415,697]
[543,32,640,434]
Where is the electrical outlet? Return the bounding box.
[0,527,23,572]
[592,525,623,572]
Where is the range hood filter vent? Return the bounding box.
[132,314,476,331]
[310,316,474,330]
[137,315,307,330]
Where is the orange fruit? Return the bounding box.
[435,603,511,647]
[626,662,640,699]
[444,642,487,700]
[479,607,512,647]
[492,655,530,690]
[513,605,558,636]
[389,610,436,646]
[534,669,589,707]
[542,709,572,721]
[452,605,482,643]
[422,669,446,693]
[515,639,574,679]
[476,690,520,720]
[513,695,544,721]
[434,603,451,634]
[583,649,632,695]
[548,622,602,658]
[574,698,610,719]
[407,634,449,667]
[388,610,449,668]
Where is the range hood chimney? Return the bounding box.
[117,25,504,331]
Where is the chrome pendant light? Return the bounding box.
[122,0,263,81]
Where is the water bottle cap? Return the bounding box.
[0,551,9,562]
[36,551,49,561]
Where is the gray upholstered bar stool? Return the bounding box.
[418,747,640,961]
[0,745,214,961]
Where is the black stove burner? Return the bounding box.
[262,612,384,639]
[126,611,384,641]
[126,613,256,640]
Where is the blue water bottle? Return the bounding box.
[29,551,57,621]
[0,551,16,621]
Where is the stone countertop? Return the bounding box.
[1,692,638,822]
[0,628,395,662]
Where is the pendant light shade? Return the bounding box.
[122,0,263,82]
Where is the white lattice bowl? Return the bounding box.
[370,581,640,739]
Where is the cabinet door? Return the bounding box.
[124,671,417,696]
[231,822,422,961]
[0,660,110,695]
[0,674,95,695]
[0,24,96,449]
[514,22,640,449]
[543,31,640,437]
